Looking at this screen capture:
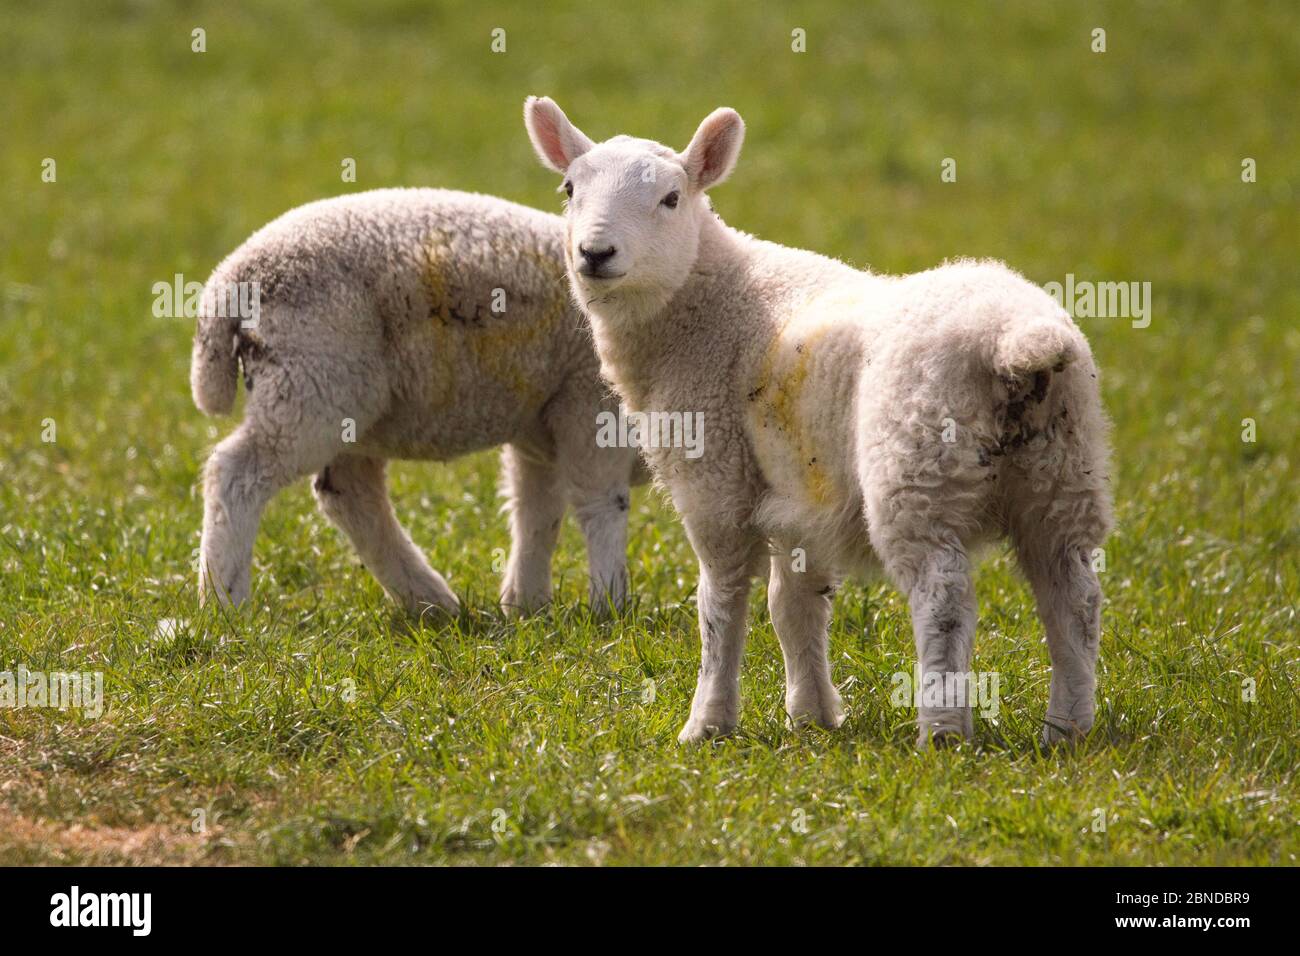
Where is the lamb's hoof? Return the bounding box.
[499,585,549,617]
[916,708,974,749]
[787,690,846,731]
[918,728,971,750]
[499,597,547,618]
[1042,716,1092,749]
[198,572,248,610]
[917,715,974,749]
[677,715,737,744]
[587,578,629,618]
[409,595,460,622]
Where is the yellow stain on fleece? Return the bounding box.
[420,239,457,410]
[422,240,569,408]
[753,318,837,505]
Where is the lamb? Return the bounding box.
[191,188,640,617]
[523,97,1114,747]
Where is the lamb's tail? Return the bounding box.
[990,313,1085,381]
[190,280,242,416]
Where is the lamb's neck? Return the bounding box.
[587,215,753,410]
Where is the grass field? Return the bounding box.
[1,0,1296,865]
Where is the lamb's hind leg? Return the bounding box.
[767,553,844,730]
[571,486,631,615]
[1003,369,1112,746]
[314,454,458,617]
[200,415,339,608]
[869,509,979,747]
[199,350,386,610]
[548,395,634,614]
[1017,533,1103,747]
[904,544,978,746]
[499,444,566,615]
[199,424,281,607]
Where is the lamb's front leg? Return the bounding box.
[767,554,845,730]
[499,444,565,615]
[678,550,761,743]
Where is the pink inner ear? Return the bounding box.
[689,116,738,185]
[702,133,729,178]
[533,109,569,169]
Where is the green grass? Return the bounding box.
[1,0,1297,864]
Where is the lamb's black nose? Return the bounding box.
[579,243,617,268]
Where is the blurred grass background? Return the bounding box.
[0,0,1296,864]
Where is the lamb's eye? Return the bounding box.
[564,181,574,198]
[661,190,679,209]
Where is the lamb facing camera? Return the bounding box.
[525,96,1113,748]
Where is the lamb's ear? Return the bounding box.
[524,96,594,173]
[681,107,745,190]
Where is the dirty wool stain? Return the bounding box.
[422,239,567,408]
[752,321,836,505]
[420,241,459,409]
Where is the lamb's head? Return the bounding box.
[524,96,744,309]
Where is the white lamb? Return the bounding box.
[524,98,1114,747]
[191,188,640,616]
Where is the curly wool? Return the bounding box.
[525,98,1114,747]
[192,188,639,615]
